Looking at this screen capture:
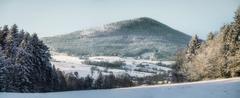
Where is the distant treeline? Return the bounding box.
[54,70,172,91]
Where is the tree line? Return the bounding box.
[52,67,171,91]
[53,69,134,91]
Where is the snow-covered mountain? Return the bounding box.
[1,77,239,98]
[43,17,191,60]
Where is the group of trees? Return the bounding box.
[59,72,133,91]
[133,72,172,85]
[0,24,137,92]
[83,60,126,69]
[172,8,240,82]
[0,24,60,92]
[60,70,172,91]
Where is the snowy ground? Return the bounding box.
[1,77,239,98]
[51,52,174,78]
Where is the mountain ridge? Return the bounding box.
[43,17,191,60]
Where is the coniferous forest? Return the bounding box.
[0,24,53,92]
[0,25,136,92]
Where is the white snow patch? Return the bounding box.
[51,52,173,78]
[1,78,240,98]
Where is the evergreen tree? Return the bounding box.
[234,7,240,30]
[186,34,201,61]
[0,25,9,48]
[117,73,133,87]
[228,7,240,77]
[84,75,93,89]
[172,50,187,82]
[28,33,53,91]
[103,73,115,88]
[5,24,18,59]
[94,72,104,89]
[66,73,78,90]
[14,48,33,92]
[207,32,214,41]
[0,48,10,91]
[187,35,201,54]
[16,30,25,46]
[54,68,67,90]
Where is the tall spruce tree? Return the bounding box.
[16,30,25,47]
[207,32,214,41]
[0,47,10,91]
[27,33,53,91]
[94,72,104,89]
[0,25,9,48]
[5,24,18,59]
[84,75,93,89]
[187,35,201,54]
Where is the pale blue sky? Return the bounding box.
[0,0,239,39]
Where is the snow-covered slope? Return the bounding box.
[51,52,173,78]
[1,78,239,98]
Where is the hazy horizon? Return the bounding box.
[0,0,240,39]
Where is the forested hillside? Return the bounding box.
[43,17,191,60]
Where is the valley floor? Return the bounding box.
[0,77,240,98]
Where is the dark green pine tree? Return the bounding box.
[0,47,10,92]
[29,33,53,91]
[55,68,67,90]
[16,30,25,47]
[5,24,18,59]
[84,75,93,89]
[13,34,35,92]
[94,72,104,89]
[0,25,9,47]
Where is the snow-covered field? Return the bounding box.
[51,52,174,78]
[1,77,239,98]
